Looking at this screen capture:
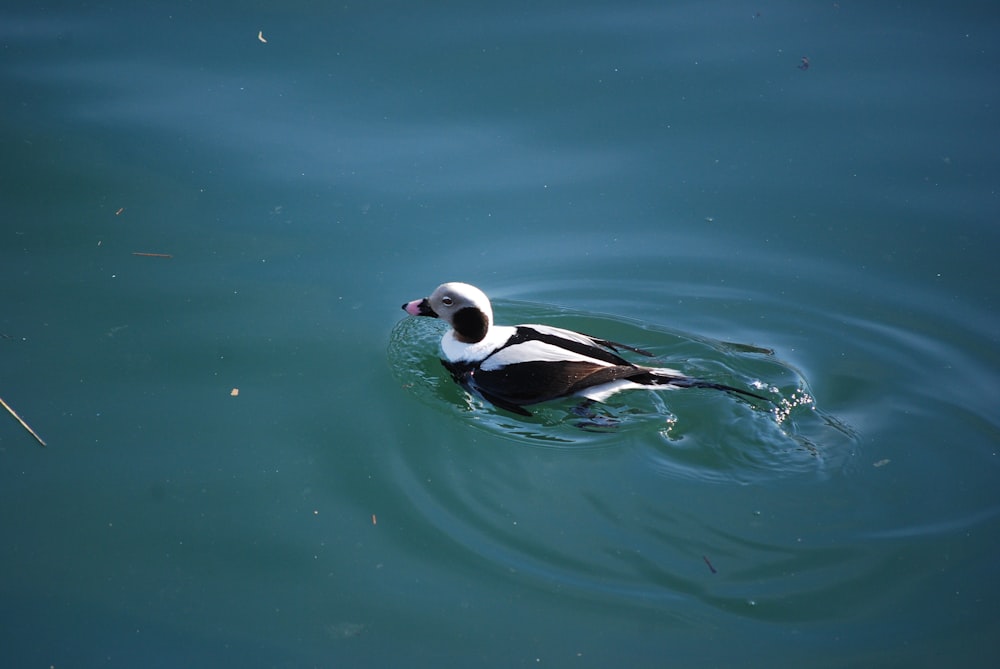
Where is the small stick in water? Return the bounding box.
[0,396,47,447]
[702,555,717,574]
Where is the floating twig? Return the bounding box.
[0,396,47,447]
[131,252,173,258]
[702,555,717,574]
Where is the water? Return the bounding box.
[2,2,999,667]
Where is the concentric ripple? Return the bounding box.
[384,254,998,630]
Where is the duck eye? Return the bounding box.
[441,296,453,306]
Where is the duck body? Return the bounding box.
[402,282,765,417]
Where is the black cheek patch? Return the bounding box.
[452,307,489,343]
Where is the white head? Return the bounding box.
[402,282,494,343]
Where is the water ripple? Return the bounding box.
[385,259,997,626]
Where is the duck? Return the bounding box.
[401,282,767,417]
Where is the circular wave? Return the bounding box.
[384,256,998,626]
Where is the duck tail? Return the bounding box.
[646,369,770,402]
[671,377,770,402]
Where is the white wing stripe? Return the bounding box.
[480,340,614,371]
[520,324,604,348]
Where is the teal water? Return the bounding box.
[3,2,999,667]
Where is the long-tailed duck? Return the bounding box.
[401,282,767,416]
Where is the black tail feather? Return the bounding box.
[665,376,771,402]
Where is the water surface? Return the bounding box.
[2,2,998,667]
